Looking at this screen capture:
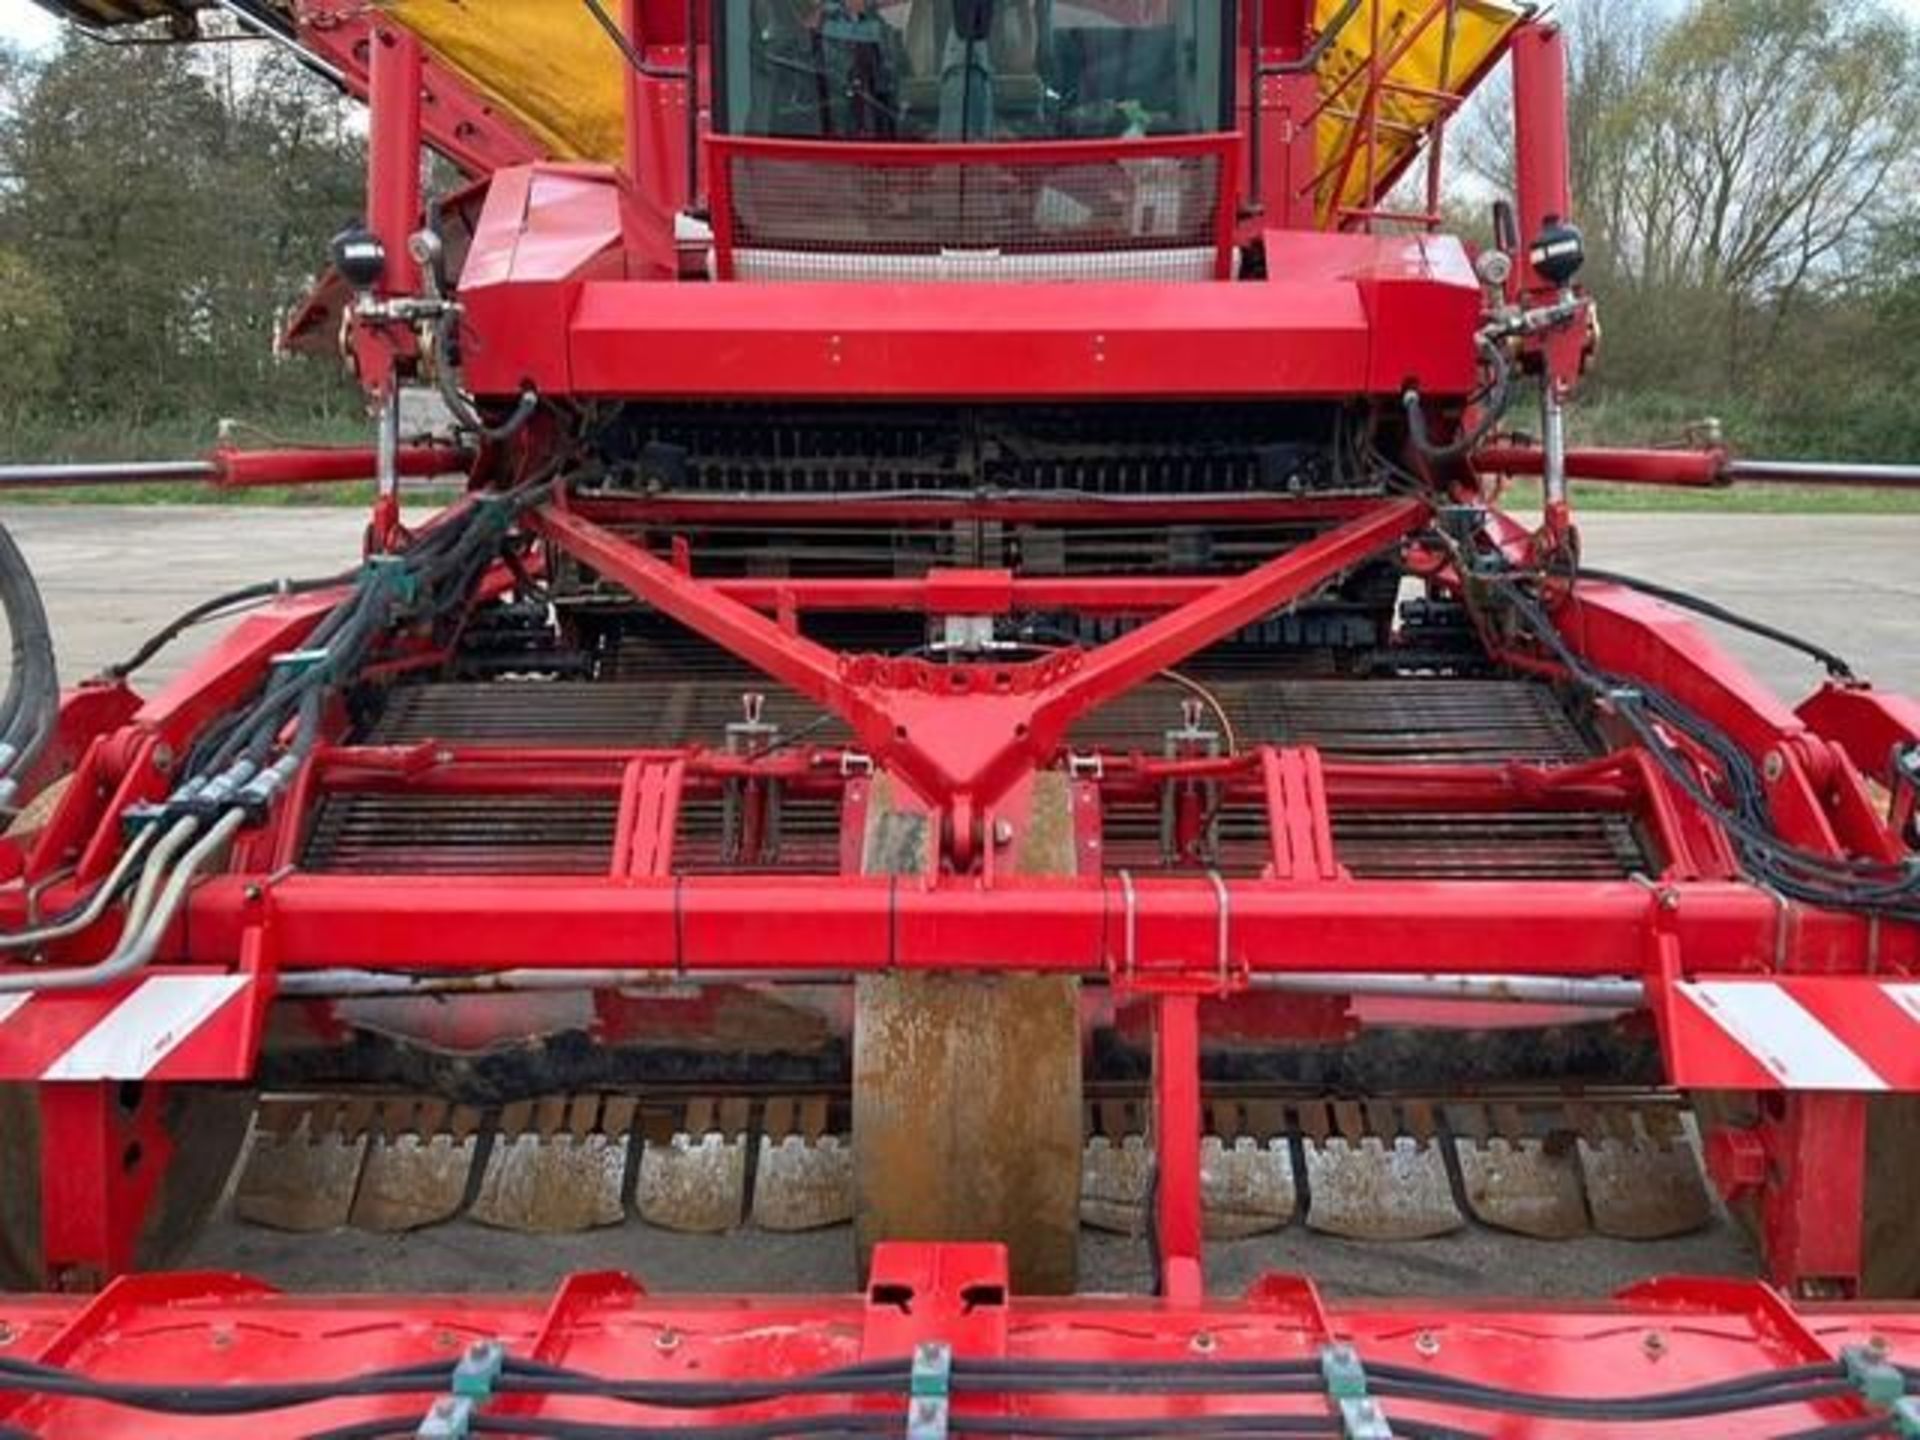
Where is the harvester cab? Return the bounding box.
[2,0,1920,1433]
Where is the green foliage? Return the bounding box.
[0,38,367,455]
[1550,0,1920,461]
[0,249,71,415]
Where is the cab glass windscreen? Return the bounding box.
[716,0,1232,143]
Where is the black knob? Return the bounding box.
[331,223,387,293]
[1529,216,1585,287]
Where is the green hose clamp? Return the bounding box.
[361,553,420,606]
[907,1340,952,1440]
[415,1340,505,1438]
[1320,1344,1393,1440]
[472,491,517,536]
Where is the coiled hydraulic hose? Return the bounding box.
[0,520,59,814]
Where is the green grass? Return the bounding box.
[1500,478,1920,514]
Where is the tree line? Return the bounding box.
[2,0,1918,462]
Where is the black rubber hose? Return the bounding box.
[1403,336,1512,465]
[431,310,539,444]
[1578,566,1857,682]
[100,569,356,682]
[0,520,60,802]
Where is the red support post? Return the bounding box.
[367,21,424,301]
[1153,991,1204,1304]
[36,1084,173,1289]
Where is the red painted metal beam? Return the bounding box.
[702,573,1226,617]
[531,498,1427,829]
[568,494,1378,526]
[1475,444,1727,488]
[211,444,467,489]
[174,872,1885,978]
[1024,497,1428,754]
[297,1,545,177]
[367,21,424,301]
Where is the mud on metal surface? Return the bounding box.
[227,1087,1716,1249]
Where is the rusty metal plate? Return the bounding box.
[349,1103,483,1233]
[750,1135,854,1232]
[1577,1135,1713,1240]
[1455,1136,1588,1240]
[233,1101,369,1233]
[636,1133,748,1233]
[1304,1136,1464,1241]
[468,1096,630,1234]
[1080,1135,1153,1235]
[854,972,1083,1294]
[1201,1136,1297,1239]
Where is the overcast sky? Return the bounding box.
[5,0,1920,62]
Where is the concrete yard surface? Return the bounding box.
[7,506,1914,699]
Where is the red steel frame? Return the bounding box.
[1,0,1918,1354]
[6,480,1916,1297]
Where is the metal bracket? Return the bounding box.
[1067,750,1105,781]
[1207,867,1232,995]
[1116,868,1138,984]
[1320,1343,1394,1439]
[1844,1344,1908,1410]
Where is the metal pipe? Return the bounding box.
[0,446,465,492]
[1725,458,1920,489]
[0,813,233,995]
[277,967,1645,1006]
[0,828,156,953]
[0,460,217,489]
[279,967,855,996]
[1248,972,1645,1008]
[205,0,348,86]
[1472,445,1726,488]
[1475,447,1920,491]
[376,387,401,511]
[1540,383,1568,512]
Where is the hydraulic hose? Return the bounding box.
[0,521,60,811]
[0,811,240,995]
[0,825,157,952]
[431,311,538,443]
[1404,335,1512,465]
[1578,566,1858,681]
[100,569,356,682]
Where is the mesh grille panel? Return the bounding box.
[715,138,1230,281]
